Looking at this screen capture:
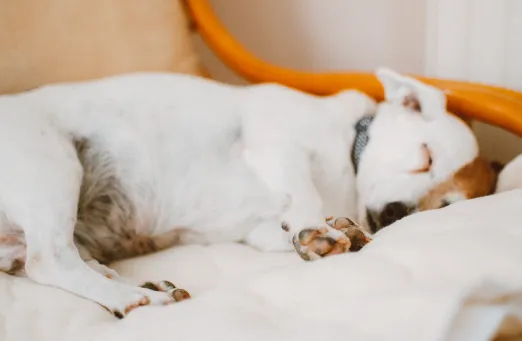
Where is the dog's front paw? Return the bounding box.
[292,217,371,261]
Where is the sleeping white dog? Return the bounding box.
[0,68,497,317]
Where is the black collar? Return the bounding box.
[351,115,374,174]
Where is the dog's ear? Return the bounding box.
[376,68,447,120]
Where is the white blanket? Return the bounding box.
[1,189,522,341]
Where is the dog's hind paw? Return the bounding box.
[106,281,191,318]
[140,280,191,302]
[292,217,371,261]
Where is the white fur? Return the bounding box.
[0,69,478,315]
[496,154,522,193]
[356,69,478,228]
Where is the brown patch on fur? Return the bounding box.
[418,156,498,210]
[402,93,421,112]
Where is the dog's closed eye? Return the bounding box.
[411,144,432,173]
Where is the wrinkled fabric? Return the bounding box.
[1,190,522,341]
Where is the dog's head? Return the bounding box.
[356,68,498,233]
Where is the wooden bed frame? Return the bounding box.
[185,0,522,137]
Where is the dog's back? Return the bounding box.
[0,73,290,265]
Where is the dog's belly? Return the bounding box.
[71,138,215,264]
[72,132,282,264]
[73,138,160,263]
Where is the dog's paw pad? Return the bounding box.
[293,217,371,261]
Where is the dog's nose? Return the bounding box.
[378,202,409,229]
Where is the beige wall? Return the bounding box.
[195,0,522,163]
[0,0,204,94]
[425,0,522,163]
[195,0,426,82]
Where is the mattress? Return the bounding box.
[1,189,522,341]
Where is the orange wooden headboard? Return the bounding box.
[185,0,522,137]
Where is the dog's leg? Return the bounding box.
[243,147,369,258]
[244,147,325,231]
[244,220,294,252]
[242,147,324,252]
[77,246,126,282]
[0,137,188,318]
[80,246,188,299]
[26,228,191,318]
[84,258,188,301]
